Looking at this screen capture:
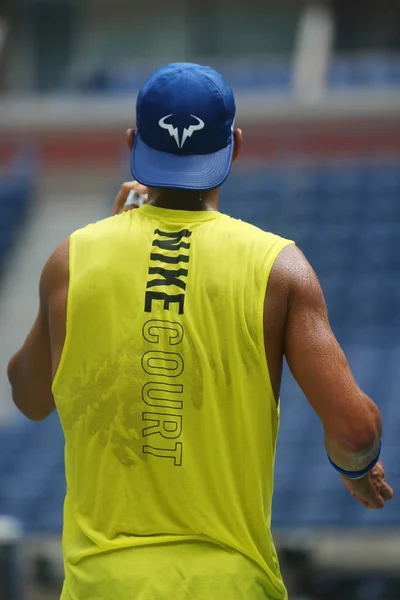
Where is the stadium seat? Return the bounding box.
[0,163,34,278]
[71,61,293,94]
[71,56,400,95]
[330,56,400,89]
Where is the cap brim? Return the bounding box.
[131,135,234,191]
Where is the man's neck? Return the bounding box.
[147,187,219,211]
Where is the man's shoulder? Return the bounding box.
[39,237,70,304]
[268,243,319,304]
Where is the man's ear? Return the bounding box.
[126,129,135,151]
[232,129,243,163]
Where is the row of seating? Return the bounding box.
[224,162,400,525]
[330,56,400,88]
[70,56,400,93]
[0,159,399,532]
[222,163,400,331]
[0,414,65,532]
[0,152,36,276]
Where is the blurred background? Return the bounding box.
[0,0,400,598]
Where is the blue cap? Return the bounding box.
[131,63,236,190]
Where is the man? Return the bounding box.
[8,63,393,599]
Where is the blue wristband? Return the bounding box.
[328,440,382,479]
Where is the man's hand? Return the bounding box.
[341,460,393,509]
[112,181,149,216]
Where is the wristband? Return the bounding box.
[328,440,381,479]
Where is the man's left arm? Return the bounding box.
[7,242,68,421]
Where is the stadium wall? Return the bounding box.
[1,93,400,170]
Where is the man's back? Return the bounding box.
[52,205,293,600]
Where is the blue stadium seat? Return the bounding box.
[0,414,64,528]
[72,61,293,94]
[0,163,34,277]
[72,56,400,95]
[330,56,400,89]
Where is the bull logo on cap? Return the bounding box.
[159,114,205,149]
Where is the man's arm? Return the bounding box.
[269,244,394,509]
[279,244,382,470]
[7,238,69,421]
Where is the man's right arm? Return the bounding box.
[277,245,392,508]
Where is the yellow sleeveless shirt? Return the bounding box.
[52,205,294,600]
